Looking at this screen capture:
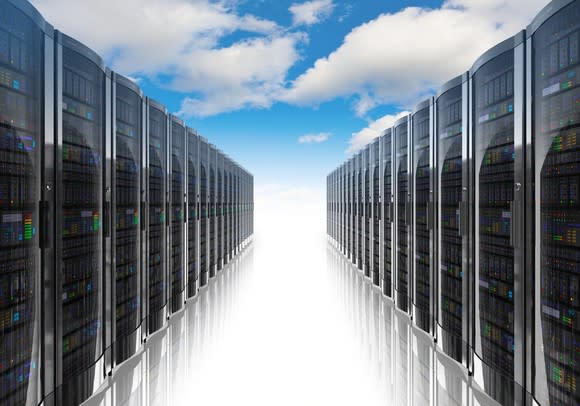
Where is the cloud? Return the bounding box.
[289,0,335,26]
[282,0,546,116]
[31,0,300,117]
[347,111,409,154]
[298,132,331,144]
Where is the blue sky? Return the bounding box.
[33,0,548,198]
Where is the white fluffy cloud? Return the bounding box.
[298,132,331,144]
[31,0,301,117]
[283,0,547,115]
[289,0,335,26]
[347,111,409,154]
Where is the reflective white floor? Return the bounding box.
[82,197,502,406]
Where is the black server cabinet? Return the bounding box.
[527,1,580,404]
[169,116,185,313]
[381,129,394,298]
[0,1,53,404]
[209,145,217,278]
[356,151,363,271]
[342,164,347,255]
[217,151,224,271]
[225,157,232,263]
[55,31,109,405]
[435,73,470,367]
[471,32,526,406]
[111,73,143,366]
[395,115,411,313]
[235,164,240,254]
[412,98,435,334]
[372,140,380,287]
[364,146,371,278]
[199,137,209,287]
[186,128,198,299]
[349,158,355,263]
[146,98,168,335]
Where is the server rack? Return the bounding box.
[356,151,363,272]
[364,145,371,278]
[381,129,394,299]
[198,137,209,287]
[372,139,381,287]
[470,32,526,406]
[225,156,232,263]
[169,116,185,313]
[55,30,110,405]
[146,98,168,335]
[186,128,198,299]
[527,1,580,404]
[111,72,143,366]
[349,158,355,263]
[235,163,240,255]
[209,144,217,278]
[0,1,53,404]
[217,151,224,271]
[435,73,471,368]
[394,114,412,314]
[412,98,435,335]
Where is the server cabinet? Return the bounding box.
[356,151,364,271]
[112,73,143,366]
[55,31,109,405]
[223,156,229,265]
[199,137,209,287]
[225,157,232,263]
[412,98,435,334]
[342,164,347,255]
[217,151,224,270]
[0,1,53,404]
[395,115,412,313]
[364,145,371,277]
[471,32,526,406]
[146,98,168,335]
[169,116,185,313]
[209,145,217,278]
[372,139,381,286]
[381,129,394,298]
[186,128,198,299]
[527,1,580,404]
[235,164,240,254]
[435,73,470,367]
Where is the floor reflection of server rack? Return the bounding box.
[470,32,526,406]
[381,129,394,299]
[527,1,580,405]
[146,98,168,335]
[198,137,209,287]
[111,72,144,367]
[394,115,412,314]
[169,116,185,313]
[0,1,53,404]
[186,128,198,299]
[371,139,381,287]
[55,30,109,405]
[412,98,435,335]
[435,73,471,369]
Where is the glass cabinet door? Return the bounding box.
[373,141,380,287]
[199,145,208,286]
[114,81,142,364]
[413,106,432,333]
[186,133,197,299]
[170,121,185,313]
[148,105,167,334]
[437,84,464,363]
[532,2,580,405]
[396,120,410,313]
[0,3,43,405]
[473,50,517,405]
[383,130,393,298]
